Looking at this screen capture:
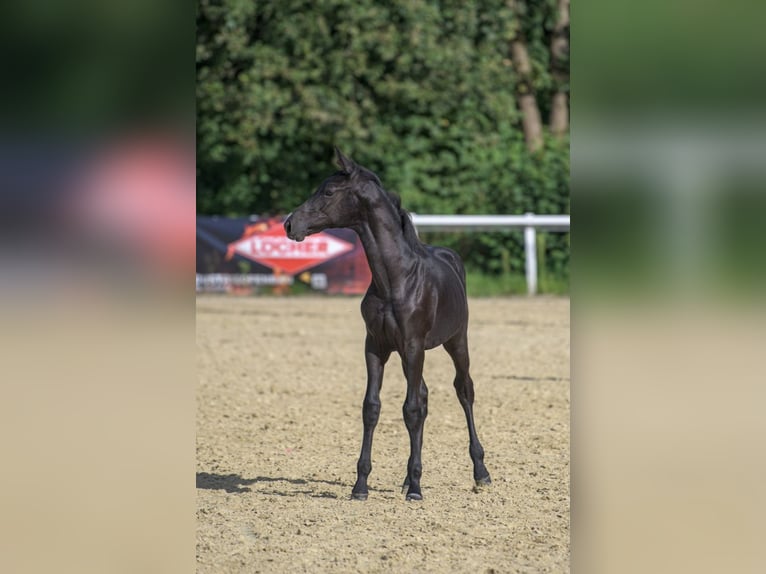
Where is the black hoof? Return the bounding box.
[475,475,492,487]
[405,492,423,501]
[351,492,368,501]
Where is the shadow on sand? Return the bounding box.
[196,472,395,498]
[196,472,338,498]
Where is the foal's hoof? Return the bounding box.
[475,475,492,487]
[472,475,492,493]
[405,492,423,501]
[350,492,368,501]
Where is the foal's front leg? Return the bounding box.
[351,336,390,500]
[401,340,428,501]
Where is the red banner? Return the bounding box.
[197,216,371,295]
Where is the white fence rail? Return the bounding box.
[410,213,570,295]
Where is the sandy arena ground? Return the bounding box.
[197,296,570,573]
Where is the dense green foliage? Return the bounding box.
[197,0,569,286]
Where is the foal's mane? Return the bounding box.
[360,167,426,255]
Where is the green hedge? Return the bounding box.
[197,0,569,286]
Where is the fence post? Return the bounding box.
[524,213,537,295]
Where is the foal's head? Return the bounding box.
[284,147,384,242]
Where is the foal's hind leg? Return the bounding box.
[351,336,390,500]
[444,332,491,486]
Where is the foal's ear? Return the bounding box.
[334,146,358,174]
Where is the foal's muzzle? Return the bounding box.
[283,213,305,242]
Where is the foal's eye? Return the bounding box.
[323,189,334,197]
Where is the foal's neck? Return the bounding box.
[355,200,419,295]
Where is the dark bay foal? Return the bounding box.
[284,148,491,501]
